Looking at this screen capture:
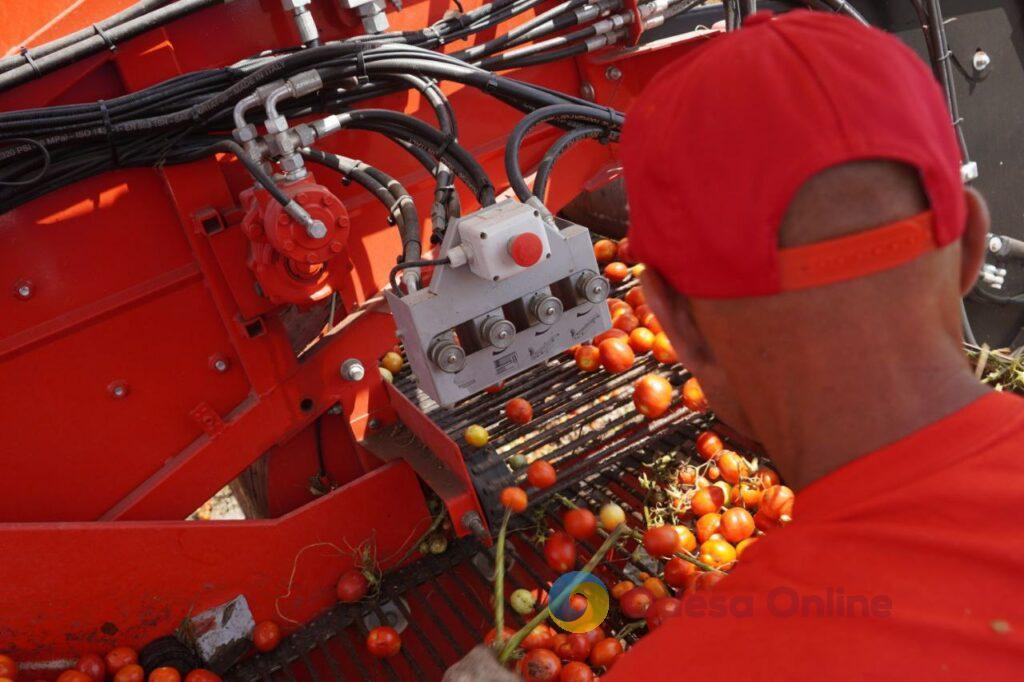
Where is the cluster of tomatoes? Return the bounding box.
[0,649,220,682]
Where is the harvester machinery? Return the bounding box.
[0,0,964,680]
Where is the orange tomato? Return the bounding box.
[604,262,629,283]
[75,654,105,682]
[593,328,628,346]
[617,237,635,264]
[148,668,180,682]
[380,351,403,374]
[736,537,759,558]
[632,374,673,419]
[598,338,635,373]
[731,482,762,509]
[574,345,601,372]
[678,466,697,486]
[760,485,795,521]
[674,525,697,552]
[593,239,617,262]
[113,665,144,682]
[717,451,749,484]
[642,577,670,599]
[628,327,655,353]
[611,580,635,600]
[699,539,737,569]
[695,513,723,543]
[184,670,221,682]
[252,621,282,653]
[690,486,725,516]
[757,468,781,488]
[500,486,529,512]
[651,332,676,363]
[681,377,708,412]
[505,397,533,424]
[720,507,756,543]
[0,656,17,680]
[57,672,92,682]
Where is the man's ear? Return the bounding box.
[640,268,715,371]
[960,187,990,296]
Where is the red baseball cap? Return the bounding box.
[622,10,967,298]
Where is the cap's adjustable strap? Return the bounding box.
[777,210,937,291]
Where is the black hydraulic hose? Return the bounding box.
[302,148,421,265]
[0,0,170,74]
[0,0,228,92]
[487,41,590,70]
[504,103,623,201]
[389,257,451,294]
[532,125,605,198]
[204,139,291,208]
[478,24,599,70]
[456,0,591,61]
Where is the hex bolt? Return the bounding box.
[341,358,366,381]
[307,220,328,239]
[605,66,623,81]
[14,280,32,300]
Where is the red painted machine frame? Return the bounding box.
[0,0,714,663]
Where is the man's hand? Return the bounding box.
[442,645,518,681]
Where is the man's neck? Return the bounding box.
[749,339,989,490]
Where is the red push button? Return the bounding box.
[508,232,543,267]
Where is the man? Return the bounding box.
[609,9,1024,678]
[446,10,1024,680]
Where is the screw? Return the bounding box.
[341,358,366,381]
[14,280,32,300]
[108,381,129,399]
[605,66,622,81]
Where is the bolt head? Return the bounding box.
[989,236,1004,254]
[307,220,328,239]
[341,358,366,381]
[973,50,991,71]
[214,359,229,373]
[605,66,622,81]
[14,281,32,299]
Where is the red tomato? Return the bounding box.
[720,507,756,543]
[113,665,144,682]
[0,656,15,681]
[592,328,628,346]
[612,313,640,334]
[628,327,655,354]
[695,431,724,460]
[483,626,517,645]
[681,377,708,412]
[695,513,723,543]
[544,532,577,572]
[521,624,556,651]
[485,382,505,393]
[756,468,781,488]
[593,239,617,262]
[559,661,595,682]
[633,374,673,419]
[619,586,655,619]
[518,649,562,682]
[634,304,651,320]
[645,597,683,630]
[527,460,557,489]
[760,485,795,521]
[603,262,629,283]
[650,332,677,363]
[624,286,645,309]
[506,397,534,425]
[57,672,92,682]
[588,638,624,669]
[581,626,605,649]
[642,525,679,557]
[148,668,180,682]
[574,345,601,372]
[104,648,137,675]
[598,338,635,373]
[366,626,402,658]
[252,621,282,653]
[663,556,697,588]
[617,237,635,264]
[693,570,726,592]
[74,654,105,682]
[563,508,597,540]
[336,568,369,603]
[554,634,591,662]
[184,671,221,682]
[690,486,725,516]
[678,466,697,485]
[500,486,529,513]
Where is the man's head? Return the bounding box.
[622,11,989,457]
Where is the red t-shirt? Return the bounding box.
[606,391,1024,679]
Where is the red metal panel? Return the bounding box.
[0,460,431,664]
